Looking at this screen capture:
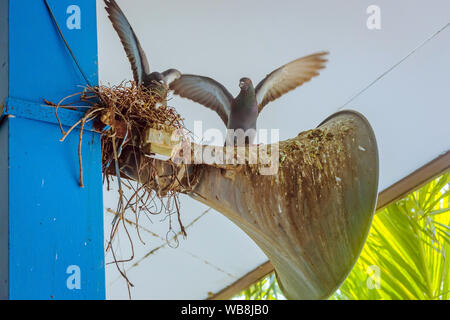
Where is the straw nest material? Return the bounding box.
[47,82,192,295]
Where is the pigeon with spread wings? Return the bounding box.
[104,0,180,95]
[170,52,328,145]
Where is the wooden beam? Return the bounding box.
[376,151,450,210]
[208,150,450,300]
[208,261,274,300]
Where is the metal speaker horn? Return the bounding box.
[124,110,379,299]
[187,110,379,299]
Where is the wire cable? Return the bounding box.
[44,0,92,87]
[339,22,450,110]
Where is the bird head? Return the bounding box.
[147,72,165,86]
[239,78,253,90]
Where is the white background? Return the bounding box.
[97,0,450,299]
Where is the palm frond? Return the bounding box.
[234,172,450,300]
[331,172,450,300]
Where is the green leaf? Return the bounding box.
[233,172,450,300]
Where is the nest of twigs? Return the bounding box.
[47,82,191,296]
[90,82,184,177]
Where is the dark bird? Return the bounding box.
[170,52,328,145]
[104,0,180,96]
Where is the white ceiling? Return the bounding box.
[97,0,450,299]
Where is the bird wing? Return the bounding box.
[161,69,182,85]
[170,75,234,125]
[104,0,150,85]
[255,52,328,113]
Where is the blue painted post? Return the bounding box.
[0,0,105,299]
